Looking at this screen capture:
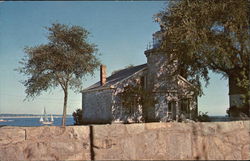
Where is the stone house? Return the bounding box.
[81,31,198,124]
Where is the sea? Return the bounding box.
[0,117,74,127]
[0,116,243,127]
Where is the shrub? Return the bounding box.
[72,108,84,125]
[227,104,249,117]
[196,111,211,122]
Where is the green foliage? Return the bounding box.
[118,85,143,109]
[227,104,249,117]
[155,0,250,96]
[72,108,84,125]
[17,23,100,126]
[196,111,211,122]
[17,23,100,98]
[236,69,250,107]
[117,80,156,118]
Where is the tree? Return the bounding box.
[117,79,156,122]
[155,0,250,114]
[17,23,100,126]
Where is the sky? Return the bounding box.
[0,1,229,116]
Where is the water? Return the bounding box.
[0,116,243,127]
[209,116,230,122]
[0,117,74,127]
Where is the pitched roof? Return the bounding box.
[82,63,147,92]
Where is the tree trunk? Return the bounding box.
[62,89,68,126]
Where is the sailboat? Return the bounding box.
[0,109,6,122]
[0,119,7,122]
[40,108,54,125]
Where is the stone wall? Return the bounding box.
[0,121,249,160]
[145,49,197,121]
[92,121,250,160]
[82,90,113,124]
[0,126,90,160]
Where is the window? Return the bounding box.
[168,102,172,112]
[180,99,190,114]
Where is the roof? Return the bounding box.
[82,63,147,92]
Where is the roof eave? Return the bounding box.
[81,86,115,93]
[177,74,199,91]
[81,65,148,93]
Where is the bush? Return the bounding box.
[227,104,249,117]
[72,108,84,125]
[196,111,211,122]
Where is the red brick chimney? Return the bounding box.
[100,65,107,86]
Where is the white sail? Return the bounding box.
[44,108,49,122]
[39,107,54,125]
[40,116,44,122]
[50,114,54,122]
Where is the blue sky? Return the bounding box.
[0,1,229,116]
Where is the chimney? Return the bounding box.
[100,65,107,86]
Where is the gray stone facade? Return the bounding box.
[82,89,113,124]
[81,31,198,124]
[82,67,147,124]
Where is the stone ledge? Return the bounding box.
[0,127,26,145]
[0,121,249,160]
